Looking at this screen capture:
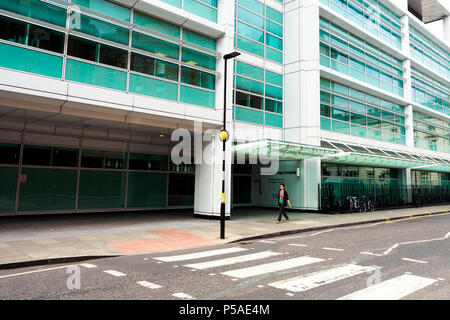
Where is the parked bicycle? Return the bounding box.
[347,195,374,213]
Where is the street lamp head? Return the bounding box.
[223,51,241,60]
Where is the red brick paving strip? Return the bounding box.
[107,229,218,254]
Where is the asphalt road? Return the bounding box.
[0,213,449,300]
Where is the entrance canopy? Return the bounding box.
[321,140,450,173]
[232,139,450,173]
[233,139,339,161]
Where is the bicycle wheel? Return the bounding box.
[359,201,366,213]
[368,201,374,212]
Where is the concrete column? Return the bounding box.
[444,15,450,44]
[193,0,234,218]
[404,104,414,148]
[401,15,410,56]
[283,0,320,146]
[283,0,321,210]
[402,168,412,204]
[194,134,232,218]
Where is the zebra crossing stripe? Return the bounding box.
[103,270,127,277]
[137,281,162,289]
[269,264,376,292]
[172,292,195,300]
[221,256,325,279]
[338,274,437,300]
[183,251,283,270]
[154,247,248,262]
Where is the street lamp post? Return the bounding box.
[220,51,240,240]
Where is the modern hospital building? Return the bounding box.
[0,0,449,217]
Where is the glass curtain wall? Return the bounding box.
[319,0,402,49]
[321,163,405,211]
[0,0,217,108]
[320,78,406,145]
[411,68,450,116]
[0,142,195,214]
[233,60,283,127]
[234,0,283,64]
[413,111,450,153]
[320,18,404,96]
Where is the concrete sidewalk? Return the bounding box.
[0,204,449,268]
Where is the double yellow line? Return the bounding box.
[384,210,449,224]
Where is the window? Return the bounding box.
[129,153,168,171]
[181,67,215,90]
[235,91,262,109]
[68,36,128,69]
[0,15,64,54]
[130,53,178,81]
[0,143,20,165]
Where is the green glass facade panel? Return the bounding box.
[18,168,77,211]
[236,61,264,81]
[351,124,367,137]
[266,6,282,24]
[265,99,282,113]
[265,70,282,87]
[132,32,179,60]
[65,59,127,91]
[181,47,215,70]
[238,0,264,15]
[266,20,283,37]
[235,107,264,125]
[265,84,282,100]
[72,0,131,21]
[180,85,215,108]
[265,47,283,64]
[0,0,67,27]
[78,170,126,209]
[236,76,264,95]
[0,43,63,78]
[182,29,216,51]
[134,11,180,38]
[265,113,282,128]
[332,120,350,134]
[75,14,129,45]
[321,117,332,131]
[236,36,264,57]
[160,0,182,7]
[184,0,217,22]
[0,167,17,212]
[168,173,195,206]
[129,73,178,101]
[181,67,215,89]
[237,6,264,29]
[127,172,167,208]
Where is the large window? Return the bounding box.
[233,60,283,127]
[235,0,283,64]
[410,27,450,80]
[0,1,217,108]
[320,0,402,49]
[411,68,449,116]
[320,78,406,145]
[413,111,450,153]
[320,18,404,97]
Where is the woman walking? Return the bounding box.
[277,183,291,223]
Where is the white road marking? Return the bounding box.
[322,247,344,252]
[269,264,377,292]
[360,252,382,257]
[137,281,162,289]
[338,274,436,300]
[154,247,248,262]
[401,258,428,264]
[370,222,386,227]
[172,292,195,300]
[309,229,335,236]
[104,270,127,277]
[258,240,276,244]
[0,265,76,279]
[383,243,399,255]
[286,293,294,296]
[183,251,283,270]
[221,256,324,279]
[289,244,308,247]
[80,263,97,268]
